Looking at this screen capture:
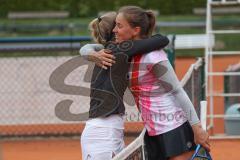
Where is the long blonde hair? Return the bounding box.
[89,12,117,44]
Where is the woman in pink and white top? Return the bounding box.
[129,50,188,136]
[113,6,210,160]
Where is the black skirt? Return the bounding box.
[144,121,196,160]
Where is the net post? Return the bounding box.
[200,100,207,131]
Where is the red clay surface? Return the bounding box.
[1,56,240,160]
[2,138,240,160]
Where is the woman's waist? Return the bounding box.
[86,114,124,129]
[145,119,187,136]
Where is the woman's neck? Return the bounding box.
[132,35,141,40]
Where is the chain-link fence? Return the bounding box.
[0,35,176,137]
[0,55,87,136]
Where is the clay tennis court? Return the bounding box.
[2,137,240,160]
[1,55,240,160]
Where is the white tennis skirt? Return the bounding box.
[81,123,125,160]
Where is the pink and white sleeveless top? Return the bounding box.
[129,50,187,136]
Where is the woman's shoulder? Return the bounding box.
[143,49,168,63]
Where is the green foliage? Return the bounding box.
[0,0,207,18]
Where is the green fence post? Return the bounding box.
[165,35,176,69]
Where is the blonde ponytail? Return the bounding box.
[89,12,117,44]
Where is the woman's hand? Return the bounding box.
[88,49,116,69]
[192,123,211,152]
